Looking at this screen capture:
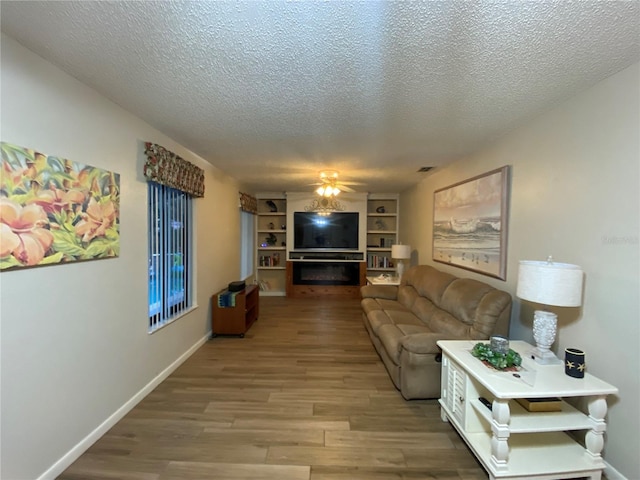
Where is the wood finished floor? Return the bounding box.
[59,297,486,480]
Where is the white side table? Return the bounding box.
[437,340,618,480]
[366,275,400,286]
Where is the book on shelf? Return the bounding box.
[258,280,271,291]
[515,397,562,412]
[367,254,394,269]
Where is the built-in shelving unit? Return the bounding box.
[256,194,287,296]
[366,194,399,275]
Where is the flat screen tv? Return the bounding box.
[294,212,359,250]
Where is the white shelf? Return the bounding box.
[464,430,603,479]
[257,266,285,270]
[258,212,286,216]
[257,246,285,250]
[471,398,593,433]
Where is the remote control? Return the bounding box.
[478,397,492,411]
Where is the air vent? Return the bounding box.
[417,167,434,172]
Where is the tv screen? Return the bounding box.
[294,212,359,250]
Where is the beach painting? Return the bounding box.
[433,166,510,279]
[1,142,120,271]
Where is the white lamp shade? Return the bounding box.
[517,260,584,307]
[391,244,411,260]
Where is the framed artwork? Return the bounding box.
[1,142,120,271]
[433,166,510,280]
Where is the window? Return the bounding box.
[240,210,255,280]
[148,182,193,332]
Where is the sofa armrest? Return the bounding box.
[360,284,399,300]
[400,333,467,355]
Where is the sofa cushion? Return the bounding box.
[377,324,404,364]
[425,309,470,338]
[397,285,420,310]
[470,289,513,339]
[396,324,432,336]
[361,284,398,300]
[361,297,383,315]
[377,298,411,312]
[399,332,444,354]
[440,278,494,325]
[386,310,425,328]
[404,265,456,306]
[368,309,394,335]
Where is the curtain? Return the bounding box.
[239,192,258,214]
[144,142,205,197]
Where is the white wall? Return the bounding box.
[0,35,243,479]
[400,63,639,478]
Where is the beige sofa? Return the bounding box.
[361,265,512,399]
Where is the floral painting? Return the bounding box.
[1,142,120,271]
[433,166,510,280]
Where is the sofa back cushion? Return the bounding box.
[399,265,512,340]
[400,265,456,306]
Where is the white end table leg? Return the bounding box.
[489,399,510,472]
[586,395,608,460]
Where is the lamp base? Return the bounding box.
[529,347,563,365]
[396,261,405,280]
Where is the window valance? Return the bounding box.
[144,142,205,197]
[239,192,258,214]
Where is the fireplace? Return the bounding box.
[286,261,366,298]
[292,261,360,286]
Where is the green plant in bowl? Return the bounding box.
[471,342,522,370]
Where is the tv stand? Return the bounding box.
[289,251,364,261]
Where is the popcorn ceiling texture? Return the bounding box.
[1,1,638,193]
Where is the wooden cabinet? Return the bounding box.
[438,340,618,480]
[366,194,399,275]
[256,194,287,296]
[211,285,259,337]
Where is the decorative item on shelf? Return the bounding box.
[565,348,585,378]
[266,200,278,212]
[376,205,386,213]
[375,219,387,230]
[304,196,345,216]
[265,233,277,246]
[281,224,286,230]
[268,222,274,230]
[391,244,411,280]
[517,256,584,365]
[272,252,280,266]
[471,342,522,371]
[490,335,509,355]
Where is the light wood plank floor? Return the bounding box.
[59,297,486,480]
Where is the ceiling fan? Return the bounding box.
[309,170,360,196]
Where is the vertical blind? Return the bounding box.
[148,182,192,331]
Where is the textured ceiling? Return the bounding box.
[1,1,639,193]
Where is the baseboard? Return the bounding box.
[604,460,628,480]
[37,333,210,480]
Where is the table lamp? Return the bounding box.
[391,244,411,280]
[516,257,584,365]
